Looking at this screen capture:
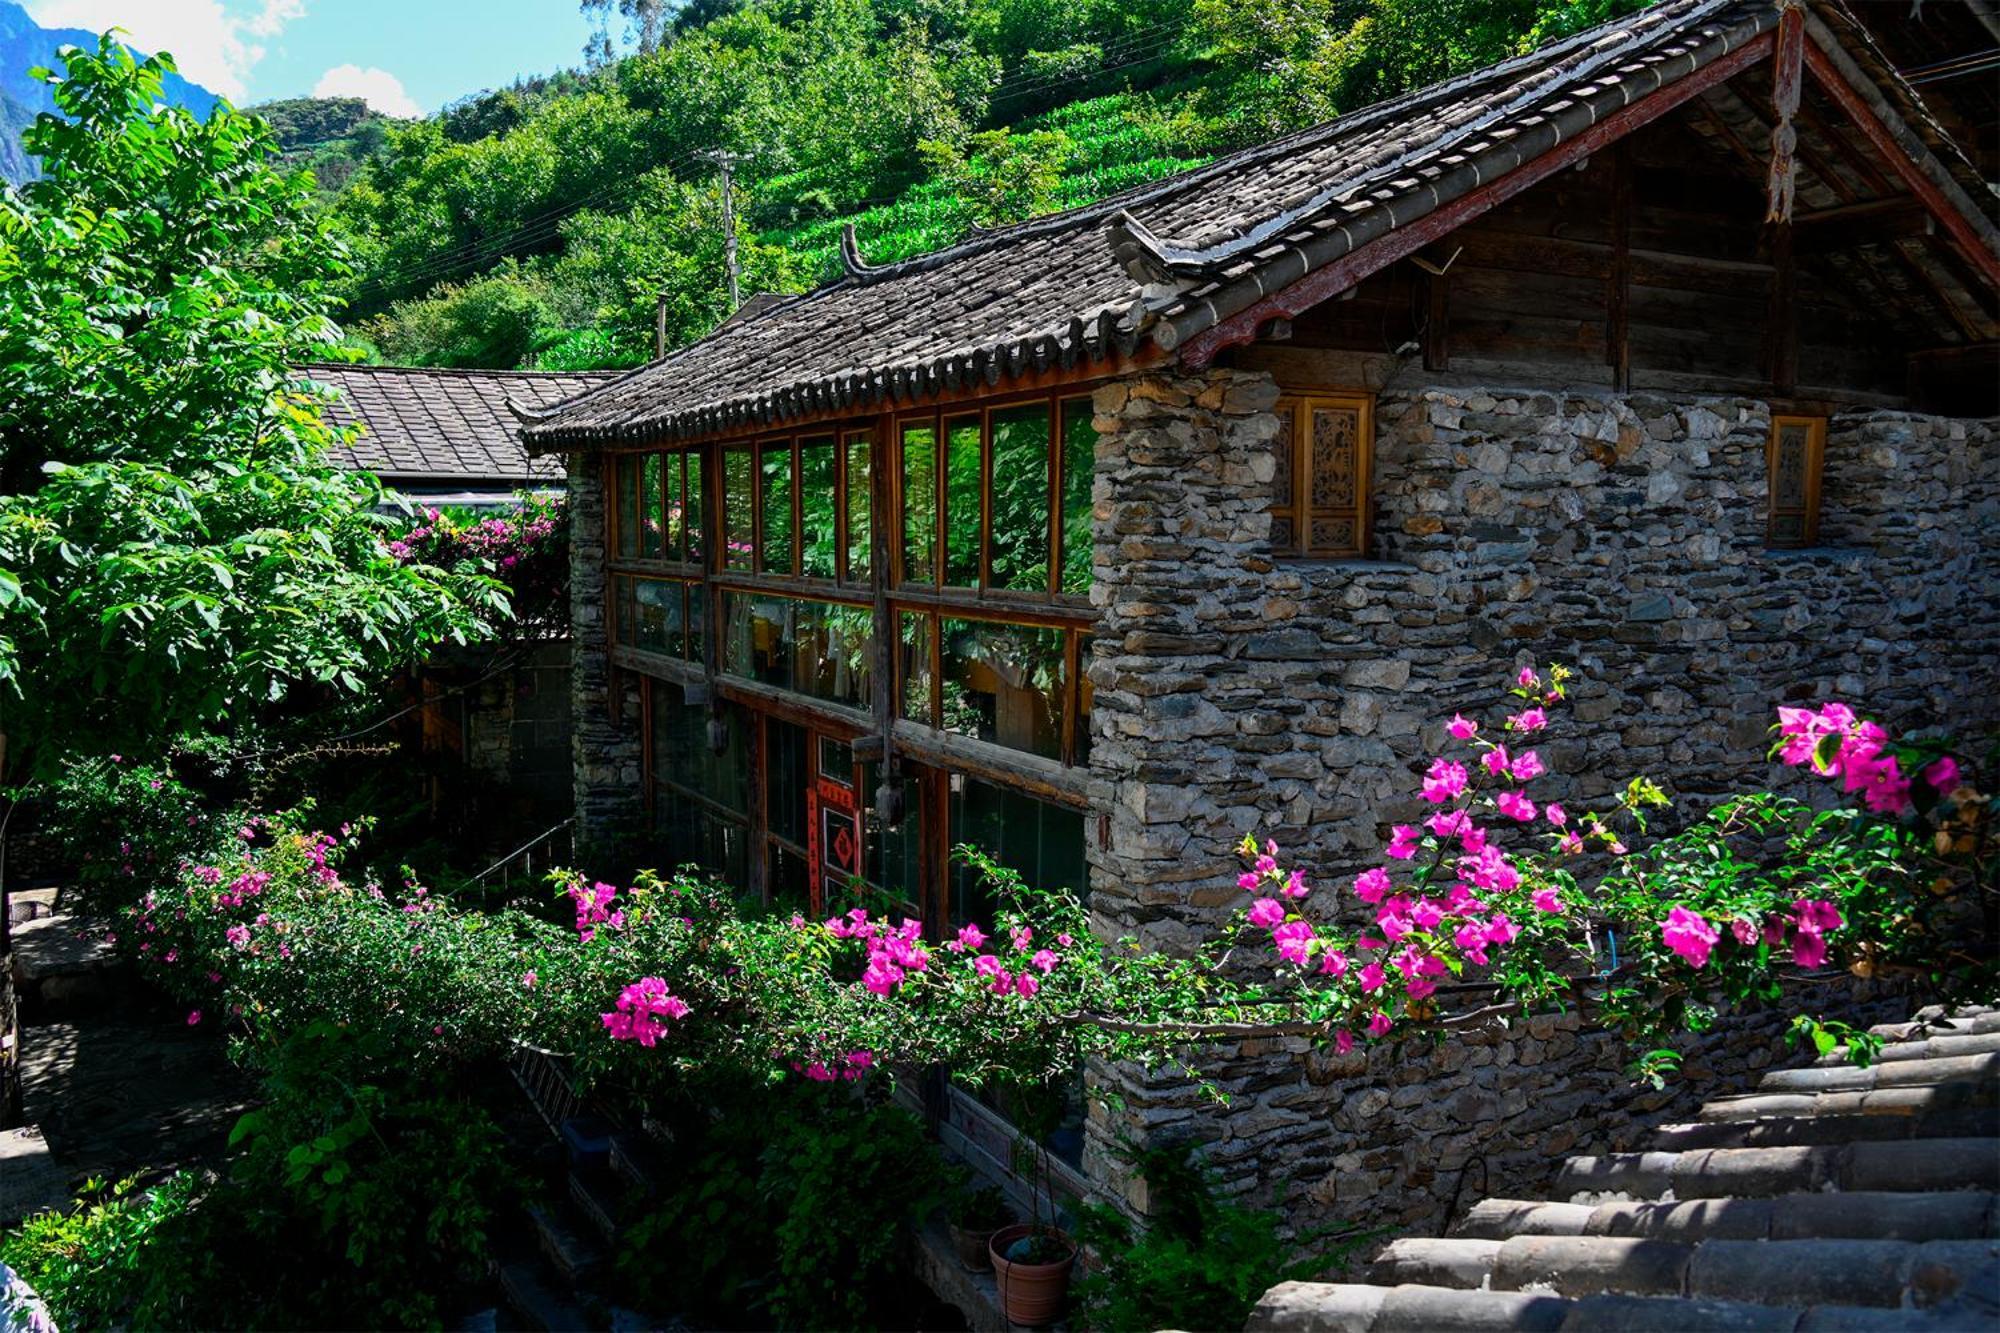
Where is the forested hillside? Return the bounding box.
[332,0,1644,371]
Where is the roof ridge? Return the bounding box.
[296,362,621,381]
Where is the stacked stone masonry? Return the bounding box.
[568,455,646,861]
[1081,366,1997,1240]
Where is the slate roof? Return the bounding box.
[301,364,618,484]
[1249,1002,2000,1332]
[518,0,1996,452]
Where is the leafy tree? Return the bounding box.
[0,38,505,780]
[366,261,561,368]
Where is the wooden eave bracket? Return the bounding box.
[839,224,880,280]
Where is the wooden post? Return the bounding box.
[1607,145,1632,393]
[1766,3,1806,225]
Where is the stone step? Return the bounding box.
[498,1260,591,1333]
[1556,1138,2000,1203]
[607,1132,662,1196]
[1652,1105,1997,1152]
[569,1166,623,1246]
[1701,1079,1996,1124]
[7,887,60,926]
[9,914,125,1013]
[1754,1052,2000,1097]
[1815,1029,2000,1067]
[1457,1192,1999,1244]
[528,1202,607,1285]
[1371,1233,1998,1308]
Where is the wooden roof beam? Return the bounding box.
[1794,197,1934,253]
[1179,30,1778,369]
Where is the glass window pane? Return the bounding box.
[614,575,635,647]
[939,618,1066,761]
[686,581,705,662]
[800,437,838,580]
[615,456,641,560]
[1074,652,1093,766]
[1060,398,1096,595]
[844,431,871,583]
[652,687,750,817]
[722,446,754,571]
[631,579,683,656]
[989,403,1051,593]
[858,766,923,922]
[722,595,871,709]
[818,736,854,788]
[945,414,982,587]
[664,453,686,562]
[760,440,794,574]
[900,422,936,584]
[766,717,808,846]
[639,454,665,559]
[768,843,811,916]
[685,450,705,565]
[948,776,1086,928]
[899,612,933,724]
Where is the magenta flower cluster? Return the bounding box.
[1775,701,1960,814]
[600,977,692,1047]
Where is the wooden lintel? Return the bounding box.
[1793,198,1933,254]
[1800,39,2000,288]
[1180,31,1777,369]
[1766,5,1806,223]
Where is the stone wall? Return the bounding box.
[567,454,645,865]
[1081,366,1996,1239]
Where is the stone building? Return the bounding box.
[307,363,614,814]
[518,0,1999,1239]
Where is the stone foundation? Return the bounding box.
[568,454,644,866]
[1081,367,1996,1239]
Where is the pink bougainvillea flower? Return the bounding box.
[1545,803,1568,827]
[1483,746,1512,778]
[1334,1029,1355,1054]
[1509,707,1548,733]
[1014,972,1041,999]
[1459,823,1489,854]
[1428,809,1471,838]
[1531,889,1562,914]
[522,971,538,988]
[1031,949,1059,974]
[1730,918,1758,946]
[1237,871,1262,891]
[1447,713,1479,740]
[187,1010,201,1025]
[1010,925,1034,951]
[957,923,988,951]
[973,954,1005,979]
[1406,977,1438,1001]
[1410,898,1445,931]
[1366,1011,1394,1038]
[1357,962,1387,992]
[1354,867,1392,904]
[1923,756,1959,792]
[1661,907,1720,969]
[1320,949,1350,978]
[1283,869,1310,900]
[1356,934,1386,951]
[1516,666,1539,689]
[1273,919,1316,965]
[1762,917,1788,947]
[1496,791,1537,822]
[1794,899,1843,934]
[1511,750,1545,782]
[1248,898,1286,929]
[1386,825,1421,860]
[1792,930,1829,969]
[1484,913,1521,946]
[1376,903,1413,943]
[1454,921,1491,966]
[1423,758,1470,804]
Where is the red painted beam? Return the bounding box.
[1180,30,1777,369]
[1800,39,2000,289]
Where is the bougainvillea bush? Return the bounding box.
[389,493,568,639]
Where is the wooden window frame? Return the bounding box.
[1270,392,1375,559]
[1766,414,1825,549]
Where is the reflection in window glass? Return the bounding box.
[684,451,705,565]
[761,440,794,575]
[990,403,1051,592]
[687,582,706,663]
[651,685,751,815]
[639,454,665,559]
[616,456,641,560]
[899,612,933,724]
[818,735,854,788]
[844,432,871,583]
[1061,398,1096,595]
[857,765,923,922]
[768,843,811,915]
[631,579,685,657]
[614,576,635,647]
[800,437,838,579]
[939,619,1066,760]
[901,422,936,584]
[722,447,754,570]
[722,595,873,709]
[945,415,982,587]
[766,717,808,845]
[948,775,1086,928]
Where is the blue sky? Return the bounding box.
[23,1,597,114]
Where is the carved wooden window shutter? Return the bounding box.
[1271,393,1374,558]
[1766,414,1824,548]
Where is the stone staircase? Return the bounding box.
[1249,1004,2000,1331]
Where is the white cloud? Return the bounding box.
[23,0,307,101]
[312,63,420,119]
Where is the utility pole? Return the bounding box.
[700,148,744,312]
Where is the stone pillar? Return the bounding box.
[567,453,644,868]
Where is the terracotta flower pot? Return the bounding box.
[949,1221,997,1271]
[988,1222,1075,1327]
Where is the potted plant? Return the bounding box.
[947,1183,1011,1272]
[988,1121,1077,1327]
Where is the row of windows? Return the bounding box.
[613,393,1098,602]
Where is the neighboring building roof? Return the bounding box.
[301,363,619,484]
[518,0,1997,452]
[1249,1002,2000,1330]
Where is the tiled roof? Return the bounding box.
[518,0,1993,451]
[1249,1002,2000,1331]
[300,363,618,483]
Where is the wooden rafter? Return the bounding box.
[1766,4,1806,223]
